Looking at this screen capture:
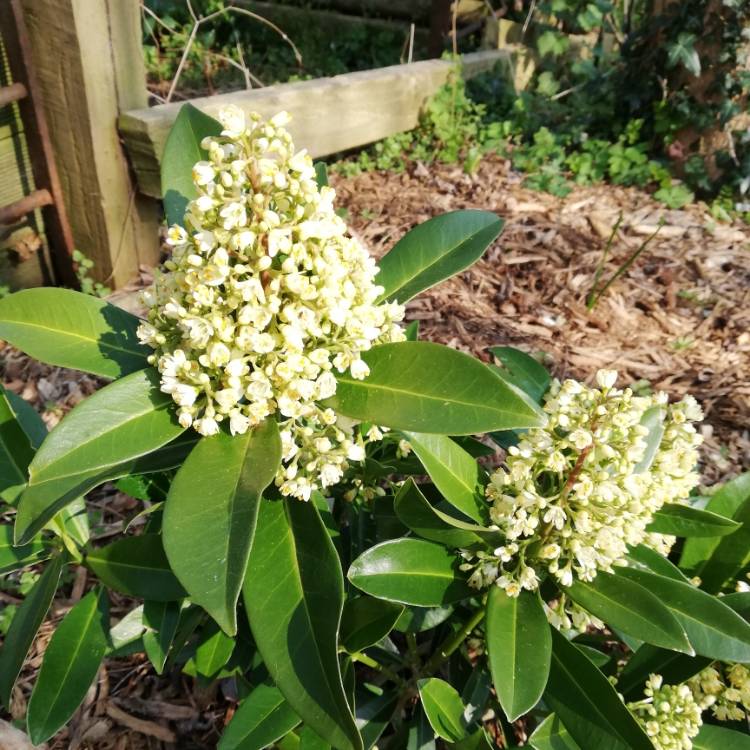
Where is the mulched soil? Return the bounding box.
[1,153,749,748]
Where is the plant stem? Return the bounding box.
[423,604,486,676]
[349,651,404,686]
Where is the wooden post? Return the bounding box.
[17,0,159,288]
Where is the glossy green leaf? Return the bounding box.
[143,600,181,674]
[695,491,750,593]
[395,605,454,633]
[647,504,740,537]
[529,714,582,750]
[326,342,544,435]
[340,597,404,654]
[49,496,91,548]
[376,210,503,304]
[393,479,488,549]
[27,588,109,745]
[0,288,148,378]
[164,419,280,635]
[355,688,398,750]
[406,707,436,750]
[348,538,473,607]
[680,473,750,574]
[109,605,145,654]
[418,677,471,743]
[0,523,47,573]
[565,570,692,653]
[300,726,331,750]
[615,566,750,662]
[486,587,551,721]
[6,390,46,449]
[218,683,300,750]
[243,498,362,750]
[0,554,63,708]
[0,385,35,502]
[722,591,750,621]
[461,667,492,724]
[194,620,236,679]
[15,369,185,543]
[693,724,750,750]
[488,347,550,403]
[86,534,186,601]
[625,544,690,583]
[161,103,222,227]
[404,432,486,523]
[545,628,653,750]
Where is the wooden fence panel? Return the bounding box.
[120,49,508,199]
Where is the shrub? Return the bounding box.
[0,105,749,749]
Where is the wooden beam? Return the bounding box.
[120,49,509,199]
[18,0,160,288]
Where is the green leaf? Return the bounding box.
[404,433,486,523]
[647,504,740,537]
[461,667,492,724]
[143,600,181,674]
[486,587,551,722]
[625,544,690,583]
[695,491,750,593]
[0,288,148,378]
[340,597,404,654]
[86,534,186,601]
[6,390,46,449]
[680,473,750,574]
[722,591,750,621]
[545,629,653,750]
[326,342,545,435]
[565,570,692,653]
[0,385,35,502]
[49,496,90,548]
[0,523,47,573]
[194,620,236,679]
[164,419,281,635]
[395,605,454,633]
[348,538,473,607]
[693,724,750,750]
[615,566,750,662]
[393,479,489,549]
[0,554,63,708]
[529,714,582,750]
[243,499,362,750]
[300,726,332,750]
[355,688,398,750]
[376,210,503,304]
[161,103,222,227]
[667,32,701,77]
[27,588,109,745]
[218,683,300,750]
[314,162,329,188]
[406,707,436,750]
[15,369,185,543]
[488,347,550,403]
[109,605,145,654]
[417,677,471,743]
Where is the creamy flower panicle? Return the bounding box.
[138,106,404,500]
[461,370,702,597]
[689,663,750,722]
[628,675,703,750]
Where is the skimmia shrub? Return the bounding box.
[0,105,748,750]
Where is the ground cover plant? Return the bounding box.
[0,104,749,750]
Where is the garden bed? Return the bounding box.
[1,154,749,748]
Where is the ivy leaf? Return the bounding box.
[667,33,701,77]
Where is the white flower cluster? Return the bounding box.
[628,674,703,750]
[688,663,750,722]
[138,106,404,499]
[465,370,702,596]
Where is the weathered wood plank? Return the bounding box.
[120,49,509,198]
[18,0,159,288]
